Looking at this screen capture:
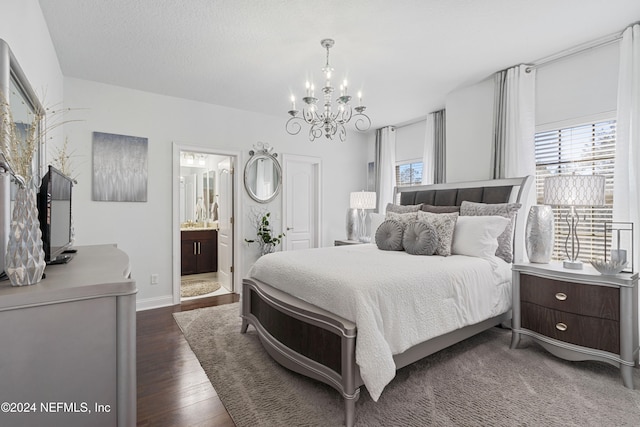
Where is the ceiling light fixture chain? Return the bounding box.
[286,39,371,142]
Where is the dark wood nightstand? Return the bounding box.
[511,262,639,389]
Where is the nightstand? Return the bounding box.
[511,262,639,389]
[334,239,363,246]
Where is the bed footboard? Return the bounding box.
[241,278,361,427]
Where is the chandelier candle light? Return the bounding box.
[286,39,371,142]
[543,174,605,270]
[350,191,376,242]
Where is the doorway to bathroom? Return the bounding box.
[173,144,238,304]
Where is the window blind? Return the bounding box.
[534,120,616,262]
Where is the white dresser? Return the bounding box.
[0,245,137,427]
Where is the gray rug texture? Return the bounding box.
[173,303,640,427]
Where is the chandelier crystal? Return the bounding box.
[286,39,371,142]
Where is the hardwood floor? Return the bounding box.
[137,293,240,426]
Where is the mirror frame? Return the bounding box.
[244,146,282,204]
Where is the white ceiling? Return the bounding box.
[38,0,640,128]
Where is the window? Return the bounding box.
[534,119,616,262]
[395,161,423,187]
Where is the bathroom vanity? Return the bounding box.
[180,227,218,275]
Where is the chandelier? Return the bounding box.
[286,39,371,142]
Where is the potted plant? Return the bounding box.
[245,212,285,256]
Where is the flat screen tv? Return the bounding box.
[38,165,74,264]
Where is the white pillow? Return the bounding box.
[452,215,511,259]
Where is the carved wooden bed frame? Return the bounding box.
[241,176,532,427]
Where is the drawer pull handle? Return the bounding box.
[555,292,567,301]
[556,322,568,332]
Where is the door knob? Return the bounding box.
[286,227,294,231]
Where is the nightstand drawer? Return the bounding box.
[521,274,619,321]
[521,302,620,353]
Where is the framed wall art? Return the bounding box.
[92,131,148,202]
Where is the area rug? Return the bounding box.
[173,303,640,427]
[180,277,221,297]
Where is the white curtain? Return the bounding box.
[492,64,536,179]
[375,126,396,212]
[492,64,536,262]
[614,23,640,272]
[422,115,435,185]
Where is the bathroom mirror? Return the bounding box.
[244,143,281,203]
[179,151,218,225]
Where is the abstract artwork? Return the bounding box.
[92,131,148,202]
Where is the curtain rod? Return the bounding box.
[526,30,623,72]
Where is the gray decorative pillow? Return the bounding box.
[460,201,522,263]
[416,211,459,256]
[403,221,438,255]
[375,220,404,251]
[421,204,460,214]
[386,203,423,214]
[386,211,418,228]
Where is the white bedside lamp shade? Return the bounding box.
[350,191,377,210]
[543,174,605,207]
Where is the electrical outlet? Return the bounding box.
[150,274,159,285]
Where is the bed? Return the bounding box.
[241,176,532,426]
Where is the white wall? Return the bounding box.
[0,0,63,105]
[62,77,369,309]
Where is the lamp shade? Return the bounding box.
[350,191,376,209]
[543,174,605,207]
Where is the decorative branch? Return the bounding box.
[0,94,42,184]
[50,136,79,181]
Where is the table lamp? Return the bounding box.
[543,174,605,269]
[350,191,377,242]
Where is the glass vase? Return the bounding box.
[5,185,46,286]
[346,208,358,241]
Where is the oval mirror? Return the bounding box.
[244,144,282,203]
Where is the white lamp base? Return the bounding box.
[563,260,583,270]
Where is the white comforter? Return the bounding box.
[247,244,512,401]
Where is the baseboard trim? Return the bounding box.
[136,295,175,311]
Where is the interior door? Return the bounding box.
[217,159,233,291]
[283,155,321,251]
